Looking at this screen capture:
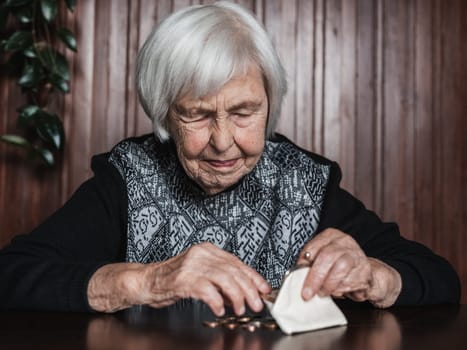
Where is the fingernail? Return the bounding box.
[254,299,263,310]
[238,305,245,315]
[218,307,225,316]
[303,287,313,300]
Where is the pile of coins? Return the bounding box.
[203,315,278,332]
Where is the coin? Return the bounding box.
[237,316,251,323]
[242,323,256,332]
[223,322,238,330]
[249,320,262,328]
[217,316,235,324]
[203,315,278,332]
[203,321,219,328]
[262,321,277,330]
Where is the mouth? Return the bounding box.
[205,158,239,169]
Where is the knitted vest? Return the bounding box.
[109,136,330,288]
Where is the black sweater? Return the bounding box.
[0,135,460,311]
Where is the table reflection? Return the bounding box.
[340,309,401,350]
[86,315,276,350]
[85,304,403,350]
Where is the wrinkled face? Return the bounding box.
[169,66,268,195]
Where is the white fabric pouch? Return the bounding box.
[263,266,348,335]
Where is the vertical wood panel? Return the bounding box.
[264,0,297,140]
[413,0,434,247]
[65,0,96,193]
[355,0,376,209]
[438,0,465,299]
[382,0,415,235]
[295,0,314,151]
[374,0,384,216]
[106,1,130,147]
[1,0,466,302]
[338,0,357,192]
[313,0,325,154]
[461,0,467,303]
[322,0,342,162]
[124,0,142,138]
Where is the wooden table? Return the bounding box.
[1,302,466,349]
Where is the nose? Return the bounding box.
[209,117,234,153]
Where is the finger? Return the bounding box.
[208,250,270,312]
[341,257,371,288]
[212,248,271,295]
[193,281,226,316]
[301,245,347,300]
[210,270,249,315]
[185,244,265,315]
[241,265,271,295]
[210,247,272,303]
[211,264,263,314]
[319,253,355,296]
[296,232,336,266]
[332,263,372,297]
[231,272,264,313]
[345,289,368,302]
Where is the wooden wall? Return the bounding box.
[1,0,466,302]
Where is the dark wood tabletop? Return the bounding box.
[1,301,466,350]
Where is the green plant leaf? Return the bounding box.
[17,104,40,127]
[18,62,42,87]
[40,0,57,22]
[4,31,32,50]
[49,73,69,92]
[39,48,70,81]
[11,5,33,23]
[31,146,54,166]
[22,45,37,57]
[53,52,70,80]
[57,28,77,51]
[64,0,75,12]
[35,111,64,150]
[18,104,40,117]
[0,134,30,148]
[5,0,33,7]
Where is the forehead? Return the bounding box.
[176,65,266,108]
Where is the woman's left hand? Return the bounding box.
[296,228,402,308]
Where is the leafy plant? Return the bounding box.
[0,0,76,166]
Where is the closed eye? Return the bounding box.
[180,114,212,124]
[233,112,252,117]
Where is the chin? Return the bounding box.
[199,178,238,195]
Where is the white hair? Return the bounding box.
[136,1,287,141]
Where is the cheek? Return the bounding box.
[236,127,265,157]
[176,128,210,159]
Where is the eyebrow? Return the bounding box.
[175,100,263,114]
[226,100,263,112]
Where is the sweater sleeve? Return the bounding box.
[317,161,461,305]
[0,154,128,312]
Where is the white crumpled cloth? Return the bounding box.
[263,266,348,335]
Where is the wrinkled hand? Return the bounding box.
[88,242,271,316]
[296,228,402,308]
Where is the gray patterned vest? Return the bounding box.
[109,136,330,289]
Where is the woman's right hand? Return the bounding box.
[87,242,271,316]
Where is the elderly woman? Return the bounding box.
[0,1,459,315]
